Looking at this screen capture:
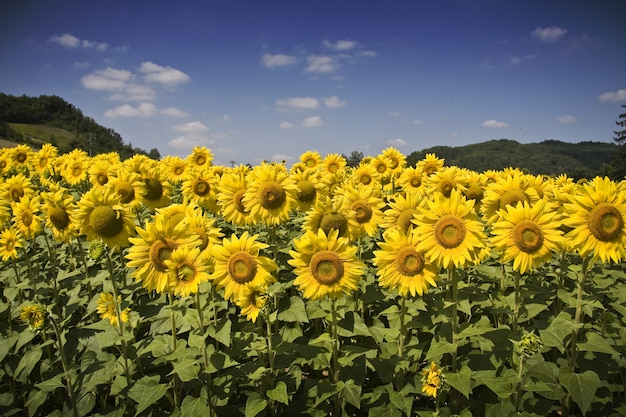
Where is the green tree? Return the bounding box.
[610,104,626,179]
[344,150,364,167]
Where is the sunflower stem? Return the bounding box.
[330,297,341,416]
[106,249,132,387]
[512,271,521,339]
[196,291,215,417]
[169,293,177,352]
[396,295,407,390]
[568,255,590,369]
[49,314,80,417]
[450,268,459,374]
[10,260,24,303]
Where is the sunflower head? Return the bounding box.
[21,304,47,330]
[421,362,444,398]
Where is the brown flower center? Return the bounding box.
[228,251,257,284]
[144,178,164,201]
[588,203,624,242]
[352,201,372,224]
[434,215,466,249]
[327,163,339,173]
[234,189,248,214]
[10,185,24,203]
[149,239,178,272]
[310,250,344,285]
[49,206,70,230]
[89,206,124,238]
[395,247,425,276]
[177,264,196,283]
[296,180,316,203]
[359,174,372,185]
[465,184,483,202]
[439,180,455,197]
[320,212,348,237]
[194,154,207,166]
[397,209,416,233]
[16,152,28,163]
[21,212,33,227]
[512,221,544,253]
[258,181,286,210]
[193,179,210,197]
[499,189,527,210]
[409,176,422,188]
[96,173,109,186]
[115,182,136,204]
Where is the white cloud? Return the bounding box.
[301,116,323,128]
[168,135,215,150]
[598,88,626,103]
[388,112,401,118]
[139,61,190,87]
[482,119,509,128]
[323,95,347,108]
[555,115,577,124]
[173,121,209,133]
[49,33,108,50]
[409,119,424,125]
[262,53,298,68]
[306,55,339,73]
[387,138,407,147]
[276,97,320,110]
[82,67,134,91]
[324,39,358,51]
[108,84,157,101]
[104,102,158,118]
[160,107,189,117]
[279,122,295,129]
[532,26,567,42]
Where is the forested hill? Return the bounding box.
[0,93,159,159]
[406,139,618,179]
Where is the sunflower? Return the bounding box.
[299,150,323,170]
[181,168,219,212]
[563,177,626,264]
[107,169,145,211]
[10,144,33,172]
[0,197,10,227]
[75,188,135,249]
[336,183,385,238]
[302,196,351,238]
[381,190,426,233]
[490,200,564,274]
[60,150,90,186]
[140,167,172,210]
[161,155,190,184]
[373,228,439,297]
[424,166,467,198]
[236,284,270,323]
[123,154,156,177]
[369,155,392,185]
[165,246,212,297]
[480,171,540,225]
[322,153,347,176]
[126,213,200,293]
[216,172,253,226]
[97,293,130,327]
[33,144,58,176]
[291,168,325,212]
[243,163,298,226]
[42,189,77,243]
[380,146,407,177]
[397,166,425,194]
[463,170,487,212]
[20,304,47,330]
[89,160,117,190]
[0,149,12,176]
[187,146,214,170]
[167,202,222,256]
[288,228,365,300]
[210,232,277,302]
[348,162,379,188]
[421,362,444,398]
[416,153,444,177]
[12,195,43,239]
[2,173,34,205]
[414,189,487,269]
[0,228,23,261]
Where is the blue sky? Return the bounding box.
[2,0,625,165]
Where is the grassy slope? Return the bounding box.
[6,123,75,148]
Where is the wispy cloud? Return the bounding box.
[139,62,190,88]
[173,121,209,133]
[104,103,188,118]
[168,121,218,150]
[279,121,295,129]
[276,97,320,110]
[49,33,108,50]
[555,115,577,124]
[387,138,407,147]
[532,26,567,43]
[482,119,509,128]
[305,55,340,73]
[322,95,347,108]
[301,116,324,128]
[323,39,358,51]
[262,53,298,68]
[82,67,134,91]
[598,88,626,103]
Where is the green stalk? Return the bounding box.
[49,314,80,417]
[396,296,407,390]
[512,272,521,339]
[106,249,132,387]
[169,293,177,352]
[195,291,215,417]
[568,256,590,369]
[330,297,341,416]
[450,268,459,373]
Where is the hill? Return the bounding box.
[0,93,159,159]
[406,139,618,179]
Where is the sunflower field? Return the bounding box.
[1,143,625,417]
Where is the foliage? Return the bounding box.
[1,145,626,417]
[0,93,154,159]
[407,139,617,180]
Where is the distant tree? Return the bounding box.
[614,104,626,144]
[344,150,364,167]
[148,148,161,160]
[610,104,626,179]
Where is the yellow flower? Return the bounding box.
[11,144,33,172]
[165,246,211,297]
[373,228,439,297]
[161,155,191,184]
[33,144,58,176]
[349,163,379,188]
[107,169,145,210]
[41,188,77,243]
[490,200,564,274]
[89,160,117,190]
[302,196,351,239]
[397,166,425,194]
[20,304,47,329]
[289,229,365,300]
[480,171,540,225]
[424,166,467,198]
[75,188,135,249]
[380,146,407,177]
[421,362,444,398]
[236,284,269,323]
[217,172,253,227]
[12,195,43,239]
[414,189,487,269]
[0,228,23,261]
[336,183,386,238]
[97,293,130,327]
[563,177,626,264]
[187,146,213,170]
[210,232,277,302]
[381,191,426,233]
[291,168,325,212]
[321,153,347,176]
[416,153,444,177]
[243,163,298,226]
[2,173,34,206]
[181,168,219,212]
[299,150,323,170]
[140,167,172,210]
[126,213,200,294]
[60,149,90,186]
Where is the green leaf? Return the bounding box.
[525,361,566,401]
[181,393,210,416]
[15,348,42,379]
[577,332,620,356]
[0,334,17,362]
[207,318,232,347]
[558,367,600,416]
[277,296,309,323]
[539,313,581,352]
[25,390,47,417]
[446,365,472,398]
[245,392,267,417]
[128,375,169,416]
[388,389,412,416]
[267,381,289,405]
[76,391,96,416]
[169,357,201,382]
[341,379,362,409]
[426,335,455,361]
[35,374,64,392]
[314,379,341,407]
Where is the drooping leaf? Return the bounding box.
[128,375,169,416]
[558,366,600,416]
[181,393,210,416]
[446,365,472,398]
[341,379,362,409]
[169,357,201,382]
[245,392,267,417]
[267,381,289,405]
[277,296,309,323]
[577,332,619,356]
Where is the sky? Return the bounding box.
[1,0,625,166]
